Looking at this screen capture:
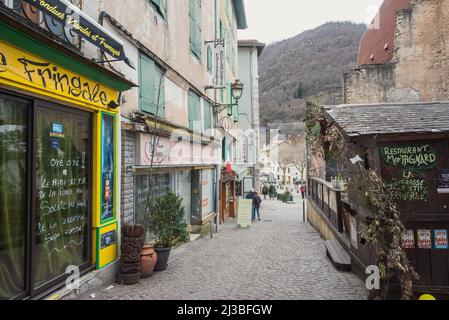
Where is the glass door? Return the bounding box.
[33,104,91,292]
[0,94,29,300]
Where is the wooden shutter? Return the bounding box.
[189,0,202,59]
[189,91,201,130]
[204,101,212,130]
[160,0,167,19]
[140,53,156,114]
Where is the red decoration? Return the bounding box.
[226,162,232,174]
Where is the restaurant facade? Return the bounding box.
[0,1,133,299]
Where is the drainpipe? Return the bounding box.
[214,0,221,230]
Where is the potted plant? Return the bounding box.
[148,192,189,271]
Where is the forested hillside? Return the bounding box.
[258,21,367,125]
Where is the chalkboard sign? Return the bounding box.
[34,107,90,286]
[237,198,253,228]
[381,144,436,170]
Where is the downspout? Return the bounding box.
[214,0,221,230]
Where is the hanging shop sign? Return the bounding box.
[21,0,130,64]
[0,41,119,109]
[402,230,415,249]
[212,41,226,88]
[434,229,448,250]
[417,229,432,249]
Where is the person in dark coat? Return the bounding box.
[254,192,262,221]
[262,185,269,199]
[268,185,276,200]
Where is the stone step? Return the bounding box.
[325,239,351,271]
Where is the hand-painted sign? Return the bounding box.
[0,41,118,109]
[417,229,432,249]
[237,198,253,228]
[402,230,415,249]
[212,42,226,88]
[21,0,129,63]
[434,229,448,250]
[387,173,429,202]
[381,144,436,170]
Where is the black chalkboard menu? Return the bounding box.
[34,107,90,287]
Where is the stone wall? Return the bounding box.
[344,0,449,104]
[121,129,135,224]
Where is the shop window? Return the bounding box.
[139,53,165,118]
[201,169,215,216]
[134,173,171,225]
[0,96,28,299]
[0,94,93,299]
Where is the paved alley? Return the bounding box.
[80,197,367,300]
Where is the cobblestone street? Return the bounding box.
[80,196,367,300]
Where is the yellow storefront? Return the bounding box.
[0,17,133,299]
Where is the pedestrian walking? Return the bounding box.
[300,184,306,199]
[268,184,276,200]
[262,185,268,200]
[254,192,262,221]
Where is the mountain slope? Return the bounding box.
[258,21,367,125]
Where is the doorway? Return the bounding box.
[0,92,92,299]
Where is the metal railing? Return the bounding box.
[308,177,343,232]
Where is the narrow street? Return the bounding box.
[81,196,367,300]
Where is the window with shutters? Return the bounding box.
[139,53,165,118]
[189,0,202,60]
[188,91,201,130]
[150,0,168,20]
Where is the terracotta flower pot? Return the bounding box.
[140,245,158,278]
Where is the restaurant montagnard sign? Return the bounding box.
[381,144,437,170]
[21,0,127,62]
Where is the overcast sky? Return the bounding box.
[238,0,384,44]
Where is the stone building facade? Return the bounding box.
[344,0,449,104]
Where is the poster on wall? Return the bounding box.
[401,230,415,249]
[417,229,432,249]
[437,169,449,194]
[101,115,115,221]
[434,229,449,249]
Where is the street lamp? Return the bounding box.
[212,79,245,115]
[231,79,244,101]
